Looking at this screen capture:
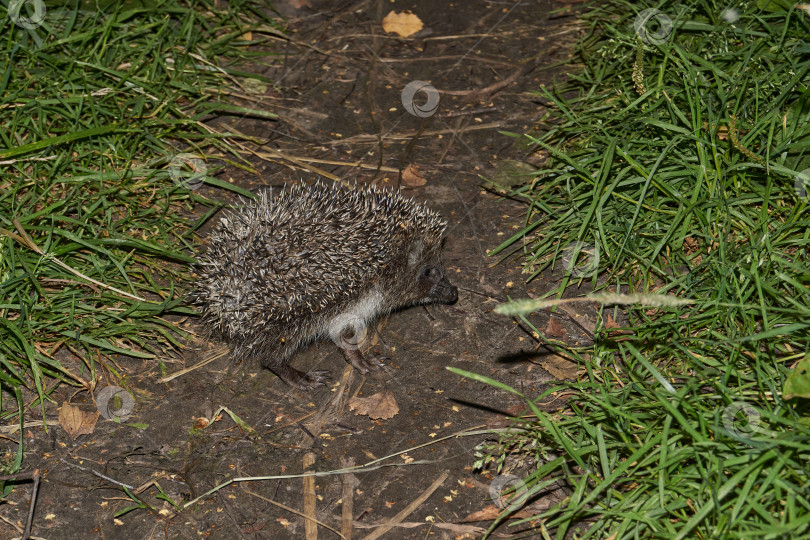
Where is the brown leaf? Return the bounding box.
[382,11,424,37]
[349,391,399,420]
[604,314,620,329]
[543,316,568,339]
[462,491,565,523]
[401,163,427,187]
[462,505,502,522]
[59,402,99,440]
[539,354,579,380]
[503,404,526,417]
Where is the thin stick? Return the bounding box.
[22,470,40,540]
[360,472,448,540]
[303,453,317,539]
[254,153,399,173]
[182,426,491,509]
[245,489,345,539]
[323,123,502,145]
[0,470,42,540]
[158,346,229,383]
[340,458,357,540]
[59,458,134,490]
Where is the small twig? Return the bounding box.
[158,345,229,383]
[182,426,490,509]
[0,470,38,482]
[439,106,499,118]
[262,411,316,436]
[245,489,345,539]
[360,472,449,540]
[0,515,22,536]
[439,63,527,98]
[23,470,41,540]
[252,152,399,173]
[340,458,358,540]
[303,365,355,441]
[217,126,342,181]
[303,453,317,538]
[323,123,502,145]
[0,470,41,540]
[59,458,134,490]
[0,419,60,434]
[379,55,515,68]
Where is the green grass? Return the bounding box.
[482,0,810,537]
[0,0,278,483]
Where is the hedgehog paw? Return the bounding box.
[352,353,387,374]
[362,353,388,372]
[272,364,330,389]
[299,370,331,388]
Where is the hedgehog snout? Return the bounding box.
[429,274,458,304]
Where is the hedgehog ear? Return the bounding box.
[407,240,424,268]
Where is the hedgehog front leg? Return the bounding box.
[262,357,330,389]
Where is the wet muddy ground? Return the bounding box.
[2,0,595,538]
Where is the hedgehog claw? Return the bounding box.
[363,354,388,372]
[270,364,330,389]
[301,370,331,388]
[345,350,386,374]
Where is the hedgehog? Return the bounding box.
[192,181,458,389]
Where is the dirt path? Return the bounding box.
[7,1,592,538]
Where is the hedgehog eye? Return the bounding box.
[422,267,435,279]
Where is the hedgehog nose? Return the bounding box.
[445,284,458,304]
[432,277,458,304]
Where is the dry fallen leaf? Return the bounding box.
[401,163,427,187]
[604,314,621,329]
[539,354,579,380]
[462,505,503,522]
[349,391,399,419]
[543,316,568,339]
[381,11,424,37]
[59,402,99,440]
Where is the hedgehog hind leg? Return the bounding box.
[341,346,385,373]
[338,328,385,374]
